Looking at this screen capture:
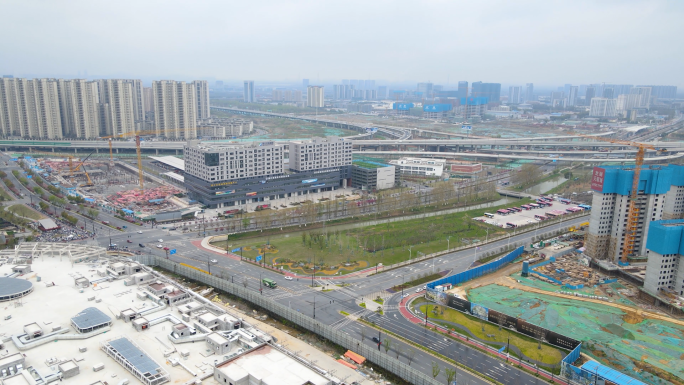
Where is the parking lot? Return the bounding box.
[474,196,585,228]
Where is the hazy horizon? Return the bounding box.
[1,0,683,88]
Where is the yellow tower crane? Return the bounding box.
[572,133,666,263]
[103,128,195,191]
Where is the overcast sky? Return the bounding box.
[1,0,683,88]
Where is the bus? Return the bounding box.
[496,209,510,215]
[558,198,572,204]
[566,207,583,213]
[578,204,592,210]
[262,278,277,288]
[521,204,532,210]
[534,214,547,221]
[529,203,540,209]
[545,212,558,218]
[506,222,518,228]
[484,213,495,218]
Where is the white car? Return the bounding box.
[158,239,163,243]
[138,230,142,234]
[415,288,422,293]
[156,244,163,248]
[402,294,409,298]
[210,259,218,263]
[285,276,293,281]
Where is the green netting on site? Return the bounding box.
[468,285,684,384]
[510,272,638,307]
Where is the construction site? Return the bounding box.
[23,139,193,222]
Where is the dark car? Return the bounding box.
[127,240,132,243]
[139,243,145,248]
[372,337,381,344]
[169,227,177,231]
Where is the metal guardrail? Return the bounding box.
[133,255,443,385]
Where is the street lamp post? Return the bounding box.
[446,236,451,251]
[311,252,315,288]
[259,273,262,295]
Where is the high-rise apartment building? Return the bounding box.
[272,89,302,102]
[630,87,652,108]
[508,86,521,104]
[0,78,63,139]
[457,81,468,99]
[637,85,677,100]
[377,86,387,99]
[471,82,501,102]
[567,86,578,107]
[193,80,210,120]
[307,86,324,107]
[644,220,684,295]
[143,87,153,113]
[57,79,100,139]
[96,79,137,136]
[585,87,596,105]
[364,80,375,91]
[525,83,534,102]
[616,94,641,113]
[152,80,197,140]
[417,83,434,98]
[586,165,684,263]
[589,98,617,117]
[602,87,614,99]
[243,81,255,103]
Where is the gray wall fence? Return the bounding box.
[133,255,444,385]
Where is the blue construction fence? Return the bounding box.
[427,246,524,289]
[561,343,583,379]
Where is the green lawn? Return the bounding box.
[6,204,43,220]
[418,304,563,366]
[212,99,344,115]
[212,199,532,274]
[0,188,12,201]
[212,110,358,139]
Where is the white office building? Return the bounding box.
[589,98,617,117]
[307,86,324,107]
[288,136,352,171]
[567,86,578,107]
[152,80,197,139]
[630,86,652,108]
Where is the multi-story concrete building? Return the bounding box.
[57,79,101,139]
[96,79,138,136]
[307,86,324,107]
[288,136,352,171]
[589,98,617,117]
[417,82,434,99]
[183,137,352,208]
[197,118,253,138]
[644,219,684,296]
[585,165,684,263]
[243,80,255,103]
[152,80,197,139]
[388,157,446,177]
[567,86,579,107]
[616,94,641,114]
[351,161,395,191]
[193,80,210,120]
[272,89,302,102]
[471,82,501,102]
[0,78,63,139]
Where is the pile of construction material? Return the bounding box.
[532,251,607,287]
[106,186,182,213]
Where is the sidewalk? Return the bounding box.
[398,293,568,385]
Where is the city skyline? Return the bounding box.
[1,1,683,87]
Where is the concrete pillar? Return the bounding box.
[74,148,77,154]
[156,149,159,155]
[52,148,55,152]
[96,148,99,153]
[116,148,119,154]
[176,149,179,155]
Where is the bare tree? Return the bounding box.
[242,277,249,288]
[407,348,416,366]
[395,345,402,360]
[360,328,366,342]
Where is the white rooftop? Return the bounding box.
[162,171,184,183]
[150,156,185,171]
[0,245,346,385]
